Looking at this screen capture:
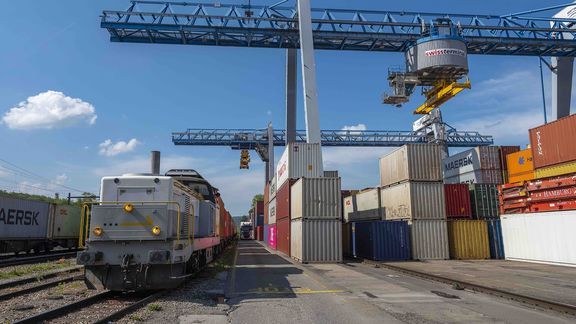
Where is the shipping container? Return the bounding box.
[486,219,504,259]
[499,146,521,173]
[380,182,446,220]
[277,218,290,256]
[535,161,576,179]
[469,184,499,219]
[379,144,443,186]
[276,179,297,220]
[443,146,501,179]
[447,220,490,260]
[527,173,576,191]
[256,226,264,241]
[343,195,356,223]
[290,219,342,263]
[268,224,277,250]
[324,170,339,178]
[501,212,576,267]
[264,183,270,224]
[444,169,503,185]
[355,188,384,220]
[530,114,576,169]
[264,224,269,244]
[444,184,472,218]
[268,198,277,224]
[352,221,411,261]
[290,178,341,220]
[409,220,449,260]
[269,176,277,199]
[0,196,51,239]
[342,223,352,257]
[506,149,535,183]
[276,143,323,189]
[49,205,81,241]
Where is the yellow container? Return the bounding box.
[447,220,490,260]
[507,149,534,174]
[509,171,536,184]
[535,160,576,179]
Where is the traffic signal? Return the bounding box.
[240,150,251,169]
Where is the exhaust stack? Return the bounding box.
[151,151,161,175]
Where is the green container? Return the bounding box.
[468,184,499,219]
[49,205,82,239]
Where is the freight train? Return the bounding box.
[0,196,81,254]
[77,167,236,291]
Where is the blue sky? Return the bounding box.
[0,0,573,215]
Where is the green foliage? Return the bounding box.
[147,304,163,312]
[0,190,96,207]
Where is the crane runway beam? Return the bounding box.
[102,2,576,57]
[172,128,494,148]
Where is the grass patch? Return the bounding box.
[0,260,75,280]
[129,314,144,321]
[206,241,237,277]
[147,303,162,312]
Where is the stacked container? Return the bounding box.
[379,144,449,260]
[443,146,503,184]
[290,177,343,263]
[350,221,411,261]
[267,176,277,249]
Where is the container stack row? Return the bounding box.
[499,114,576,267]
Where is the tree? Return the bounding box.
[240,215,249,222]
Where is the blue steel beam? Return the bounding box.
[171,128,493,149]
[102,1,576,56]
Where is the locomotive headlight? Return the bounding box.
[123,203,134,213]
[93,227,103,236]
[151,226,161,236]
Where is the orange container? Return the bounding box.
[507,149,535,183]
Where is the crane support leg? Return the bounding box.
[551,57,574,121]
[297,0,322,145]
[286,49,297,144]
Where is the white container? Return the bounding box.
[324,170,339,178]
[291,178,341,220]
[380,182,446,220]
[268,198,277,225]
[501,212,576,267]
[410,220,449,260]
[276,143,323,189]
[444,169,503,185]
[343,195,356,223]
[290,219,342,263]
[354,188,384,221]
[379,144,443,187]
[443,146,500,179]
[269,176,277,199]
[0,196,50,239]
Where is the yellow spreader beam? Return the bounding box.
[414,79,471,114]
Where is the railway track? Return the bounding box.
[0,251,78,268]
[355,258,576,317]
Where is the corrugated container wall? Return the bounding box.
[290,219,342,263]
[342,223,352,257]
[268,198,277,224]
[507,149,535,183]
[277,218,290,256]
[443,146,501,179]
[501,212,576,267]
[0,197,51,239]
[268,224,277,250]
[269,176,277,199]
[535,161,576,179]
[276,143,323,189]
[264,182,270,224]
[499,146,521,172]
[486,219,505,259]
[469,184,499,219]
[380,182,446,220]
[352,221,411,261]
[444,169,503,185]
[355,188,384,220]
[379,144,443,186]
[290,178,341,220]
[276,180,297,220]
[444,184,472,218]
[410,220,449,260]
[447,220,490,260]
[529,114,576,169]
[49,205,81,240]
[263,224,269,243]
[323,170,339,178]
[343,195,356,223]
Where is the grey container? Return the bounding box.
[197,201,216,237]
[380,144,443,187]
[290,219,342,263]
[0,196,50,239]
[345,188,384,222]
[291,178,341,220]
[406,38,468,79]
[268,198,277,224]
[276,143,323,189]
[323,170,339,178]
[269,176,277,199]
[380,182,446,220]
[444,169,503,185]
[343,195,356,223]
[410,219,449,260]
[443,146,501,179]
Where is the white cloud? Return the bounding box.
[323,147,392,169]
[99,139,140,157]
[2,91,97,129]
[342,123,367,132]
[55,173,68,184]
[93,155,199,177]
[453,109,544,140]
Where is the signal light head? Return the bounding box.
[123,203,134,213]
[151,226,161,236]
[93,227,103,237]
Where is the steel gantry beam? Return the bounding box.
[171,128,493,149]
[102,1,576,57]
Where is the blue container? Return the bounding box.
[486,219,505,259]
[257,215,264,227]
[352,220,411,261]
[264,224,269,245]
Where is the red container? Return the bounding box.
[527,174,576,191]
[256,226,264,241]
[529,114,576,168]
[444,184,472,218]
[529,200,576,212]
[527,186,576,202]
[499,146,521,172]
[276,179,297,220]
[277,218,290,256]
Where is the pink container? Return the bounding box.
[268,224,277,250]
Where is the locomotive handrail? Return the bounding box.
[79,201,184,242]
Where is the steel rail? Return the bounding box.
[361,260,576,317]
[0,251,78,268]
[0,274,83,302]
[0,266,82,290]
[94,290,167,324]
